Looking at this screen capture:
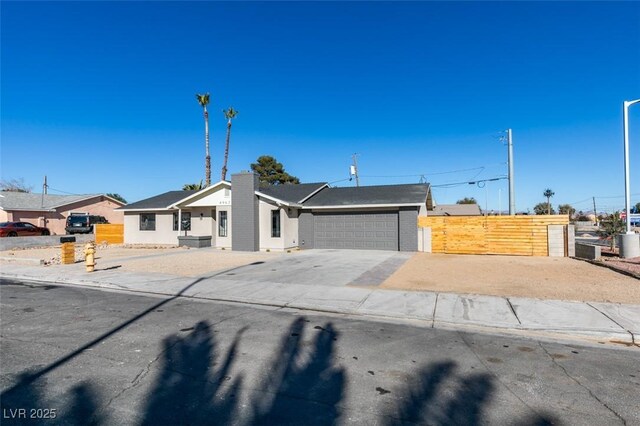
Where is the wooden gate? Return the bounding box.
[95,224,124,244]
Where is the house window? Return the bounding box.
[173,212,191,231]
[271,210,281,238]
[218,211,228,237]
[140,213,156,231]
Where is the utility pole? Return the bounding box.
[592,196,598,226]
[41,176,48,208]
[42,176,48,228]
[351,154,360,187]
[507,129,515,215]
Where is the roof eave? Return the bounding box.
[255,191,303,208]
[297,183,330,203]
[303,203,424,209]
[119,208,174,212]
[0,207,56,212]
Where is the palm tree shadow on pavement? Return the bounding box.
[139,321,246,425]
[250,317,346,425]
[383,361,557,425]
[140,317,346,425]
[1,315,558,425]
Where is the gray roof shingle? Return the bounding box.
[258,183,327,204]
[119,191,197,210]
[0,192,112,211]
[302,183,430,207]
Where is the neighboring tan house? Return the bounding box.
[430,204,482,216]
[120,171,434,251]
[0,192,125,235]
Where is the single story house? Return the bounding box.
[0,192,125,235]
[120,171,434,251]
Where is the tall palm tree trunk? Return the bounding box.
[221,119,232,181]
[547,196,551,215]
[204,107,211,186]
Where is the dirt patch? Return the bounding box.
[100,249,280,277]
[382,253,640,304]
[0,244,180,265]
[0,244,282,277]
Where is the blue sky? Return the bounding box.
[2,1,639,213]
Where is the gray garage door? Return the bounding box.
[313,211,399,250]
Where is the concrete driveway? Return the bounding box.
[214,249,413,287]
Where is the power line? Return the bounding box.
[431,176,508,188]
[47,187,83,196]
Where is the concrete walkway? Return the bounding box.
[1,263,638,347]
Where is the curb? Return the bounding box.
[1,272,636,347]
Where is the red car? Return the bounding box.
[0,221,51,237]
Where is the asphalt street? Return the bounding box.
[1,279,638,425]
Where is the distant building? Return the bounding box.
[0,192,125,235]
[430,203,482,216]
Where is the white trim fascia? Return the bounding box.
[170,181,231,208]
[298,183,329,203]
[304,203,423,210]
[119,208,175,212]
[255,191,302,208]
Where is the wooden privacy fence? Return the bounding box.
[418,215,569,256]
[95,224,124,244]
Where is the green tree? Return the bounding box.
[196,93,211,187]
[598,212,625,250]
[543,189,555,214]
[182,181,204,191]
[106,193,127,204]
[534,202,555,215]
[634,202,640,214]
[250,155,300,186]
[220,107,238,182]
[0,178,32,192]
[558,204,575,216]
[456,197,477,204]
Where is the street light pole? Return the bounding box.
[623,99,640,233]
[620,99,640,258]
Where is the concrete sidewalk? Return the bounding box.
[1,263,638,346]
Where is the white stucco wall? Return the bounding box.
[124,209,232,248]
[124,212,180,245]
[258,200,298,250]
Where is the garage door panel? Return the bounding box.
[314,211,398,251]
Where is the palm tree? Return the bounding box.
[543,189,555,215]
[598,212,625,250]
[221,107,238,181]
[196,93,211,186]
[182,181,203,191]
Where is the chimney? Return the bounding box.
[231,171,260,251]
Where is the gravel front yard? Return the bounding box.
[0,244,282,277]
[381,253,640,304]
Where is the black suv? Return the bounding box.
[65,215,109,234]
